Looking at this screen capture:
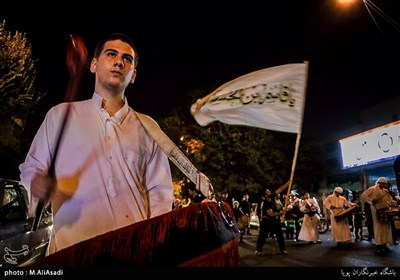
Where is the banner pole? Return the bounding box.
[281,61,309,222]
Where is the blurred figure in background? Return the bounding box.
[298,192,321,244]
[239,194,252,235]
[232,200,247,242]
[221,189,233,209]
[188,185,206,205]
[351,197,364,241]
[172,198,182,210]
[284,195,302,241]
[364,201,374,242]
[386,182,399,245]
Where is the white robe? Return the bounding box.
[361,185,394,245]
[298,197,320,242]
[323,193,352,242]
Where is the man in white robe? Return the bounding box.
[298,192,321,244]
[323,187,354,247]
[361,177,396,255]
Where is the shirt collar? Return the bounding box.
[91,92,129,124]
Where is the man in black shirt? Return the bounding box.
[255,188,287,255]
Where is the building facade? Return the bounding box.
[319,95,400,197]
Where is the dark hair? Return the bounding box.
[94,33,139,67]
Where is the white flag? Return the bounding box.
[190,63,308,133]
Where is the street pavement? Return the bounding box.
[238,227,400,274]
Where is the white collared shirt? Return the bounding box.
[20,93,173,252]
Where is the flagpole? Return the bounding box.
[281,61,309,222]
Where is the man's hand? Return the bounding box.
[31,172,57,202]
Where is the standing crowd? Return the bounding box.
[228,176,399,257]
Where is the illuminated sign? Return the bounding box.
[339,120,400,169]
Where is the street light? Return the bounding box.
[337,0,357,5]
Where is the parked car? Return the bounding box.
[0,178,53,267]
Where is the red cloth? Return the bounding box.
[31,201,240,267]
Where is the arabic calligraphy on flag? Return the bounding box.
[190,63,308,133]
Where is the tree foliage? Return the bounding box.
[0,20,45,178]
[158,88,326,200]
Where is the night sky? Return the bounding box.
[2,0,400,139]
